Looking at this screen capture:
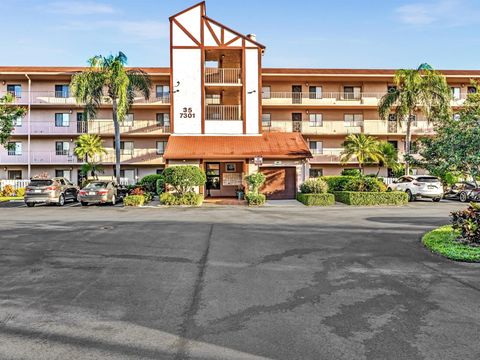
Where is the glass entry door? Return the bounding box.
[205,163,220,196]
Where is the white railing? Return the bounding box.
[91,149,164,164]
[205,68,242,84]
[205,105,242,121]
[0,152,80,164]
[363,120,435,135]
[382,177,398,185]
[262,120,363,135]
[0,179,30,190]
[310,148,358,164]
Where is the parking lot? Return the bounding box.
[0,201,479,360]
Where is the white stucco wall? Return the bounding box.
[245,48,260,134]
[204,120,243,134]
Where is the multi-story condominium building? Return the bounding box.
[1,2,479,199]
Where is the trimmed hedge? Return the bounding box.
[333,191,408,206]
[160,192,203,206]
[320,176,357,192]
[124,195,145,207]
[297,193,335,206]
[245,193,266,206]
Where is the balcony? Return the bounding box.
[363,120,435,135]
[262,120,363,135]
[205,105,242,121]
[310,148,358,164]
[0,152,81,165]
[205,68,242,85]
[92,149,164,165]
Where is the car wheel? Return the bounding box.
[406,190,414,202]
[58,194,65,206]
[459,192,468,203]
[386,187,392,192]
[111,195,116,206]
[433,197,441,202]
[81,201,88,206]
[26,202,35,207]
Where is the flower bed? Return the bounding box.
[333,191,408,206]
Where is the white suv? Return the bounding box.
[388,175,443,202]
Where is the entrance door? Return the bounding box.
[292,113,302,132]
[260,167,296,200]
[122,170,136,185]
[292,85,302,104]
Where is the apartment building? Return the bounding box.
[1,1,479,199]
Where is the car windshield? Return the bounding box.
[84,182,109,190]
[28,180,53,187]
[416,177,439,183]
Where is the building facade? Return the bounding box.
[1,1,479,199]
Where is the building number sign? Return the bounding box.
[180,107,196,118]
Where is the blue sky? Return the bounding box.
[1,0,479,69]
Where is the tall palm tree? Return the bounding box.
[80,162,104,180]
[341,134,384,172]
[71,52,151,183]
[376,141,400,176]
[378,65,451,175]
[74,134,107,163]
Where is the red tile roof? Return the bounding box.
[164,132,312,160]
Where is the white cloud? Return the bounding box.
[48,1,115,15]
[396,4,435,25]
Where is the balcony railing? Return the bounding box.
[205,68,242,84]
[205,105,242,121]
[363,120,435,135]
[0,152,81,164]
[310,148,358,164]
[91,149,164,164]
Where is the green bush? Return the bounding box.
[245,193,266,206]
[320,176,356,192]
[156,177,165,195]
[451,203,480,245]
[341,169,361,177]
[139,174,163,194]
[333,191,408,206]
[160,192,203,206]
[297,193,335,206]
[344,176,387,192]
[300,178,329,194]
[245,173,266,194]
[16,188,26,197]
[162,166,206,195]
[123,195,145,207]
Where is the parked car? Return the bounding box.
[444,181,480,202]
[387,175,443,202]
[78,181,122,206]
[24,177,79,207]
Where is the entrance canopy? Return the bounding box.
[163,133,311,160]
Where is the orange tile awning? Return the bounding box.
[163,133,312,160]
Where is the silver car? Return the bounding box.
[78,181,119,206]
[25,178,79,207]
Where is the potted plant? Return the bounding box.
[235,186,245,200]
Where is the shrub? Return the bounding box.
[123,195,145,207]
[160,192,176,205]
[341,169,361,177]
[163,166,206,195]
[297,193,335,206]
[156,177,165,195]
[245,173,266,194]
[139,174,164,194]
[16,188,26,197]
[333,191,408,206]
[245,193,266,206]
[300,178,329,194]
[344,176,387,192]
[160,192,203,206]
[451,203,480,245]
[1,185,15,197]
[129,187,145,196]
[320,176,356,192]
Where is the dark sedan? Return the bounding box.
[444,181,480,202]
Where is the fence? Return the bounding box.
[0,179,30,190]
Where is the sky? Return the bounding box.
[1,0,479,70]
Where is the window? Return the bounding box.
[309,168,323,178]
[387,85,397,93]
[55,113,70,127]
[309,113,323,127]
[343,86,361,100]
[409,114,417,126]
[55,169,71,180]
[156,113,171,128]
[156,85,170,98]
[467,86,477,94]
[7,170,22,180]
[262,113,271,127]
[120,141,134,155]
[122,113,134,126]
[309,86,322,99]
[156,168,164,175]
[55,85,69,98]
[7,84,21,98]
[156,141,167,155]
[205,94,221,105]
[55,141,70,156]
[451,87,461,100]
[206,163,221,190]
[388,140,398,150]
[262,86,271,99]
[14,116,23,127]
[205,60,219,68]
[77,112,87,133]
[7,142,22,156]
[309,141,323,154]
[344,114,363,126]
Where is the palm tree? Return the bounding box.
[80,162,104,180]
[376,141,400,176]
[74,134,107,163]
[341,134,384,173]
[378,65,451,175]
[71,52,151,183]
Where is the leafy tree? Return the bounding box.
[74,134,107,163]
[80,162,104,180]
[340,134,384,172]
[162,166,206,195]
[71,52,151,183]
[0,93,26,147]
[245,172,266,194]
[376,141,401,176]
[409,85,480,185]
[378,65,451,174]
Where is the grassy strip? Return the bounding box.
[422,225,480,262]
[297,193,335,206]
[0,196,23,202]
[332,191,408,206]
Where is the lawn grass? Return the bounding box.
[0,196,22,202]
[422,225,480,262]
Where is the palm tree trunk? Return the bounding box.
[112,99,121,185]
[405,114,412,175]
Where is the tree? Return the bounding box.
[376,141,401,176]
[71,52,151,183]
[162,166,207,195]
[0,93,26,147]
[409,84,480,185]
[80,162,104,180]
[74,134,107,163]
[378,65,451,175]
[340,134,384,172]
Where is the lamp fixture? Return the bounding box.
[3,167,7,171]
[1,81,5,85]
[248,90,256,94]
